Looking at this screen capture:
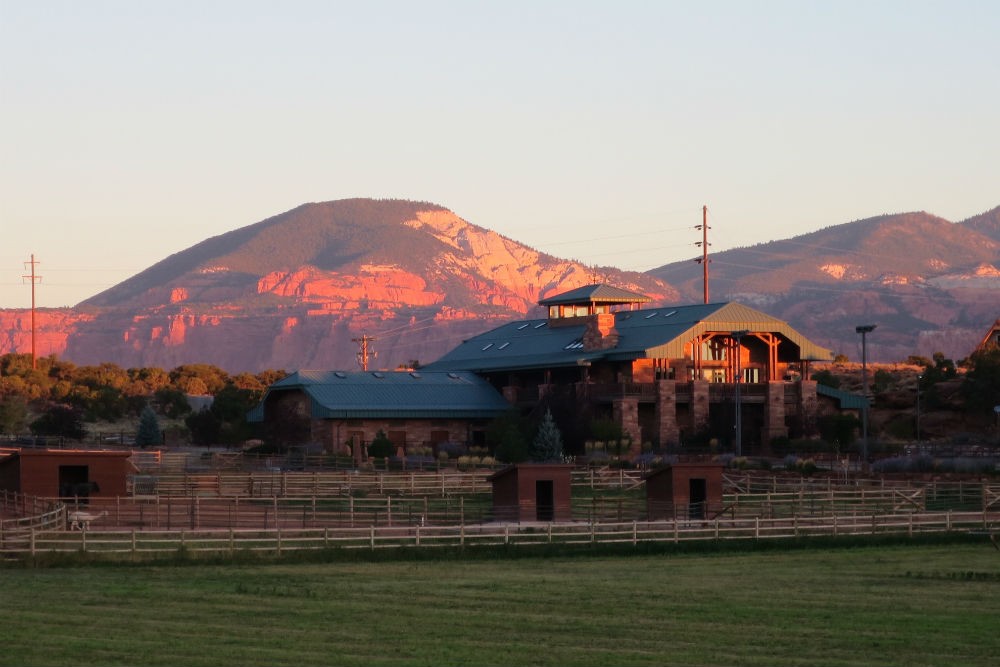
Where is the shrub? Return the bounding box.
[367,430,394,459]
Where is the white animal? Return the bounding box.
[68,510,108,531]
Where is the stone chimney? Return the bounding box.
[583,313,619,351]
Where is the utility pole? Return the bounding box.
[22,254,42,370]
[352,333,377,371]
[855,324,876,470]
[694,205,710,304]
[731,329,748,457]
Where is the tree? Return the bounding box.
[811,369,840,389]
[368,430,394,459]
[135,405,162,447]
[529,409,564,462]
[31,404,86,440]
[155,387,191,419]
[185,407,221,446]
[962,347,1000,414]
[0,395,29,435]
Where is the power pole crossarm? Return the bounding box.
[21,254,42,370]
[694,205,710,304]
[352,333,378,371]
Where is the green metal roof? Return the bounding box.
[538,283,652,306]
[248,370,511,421]
[424,301,833,372]
[816,383,870,409]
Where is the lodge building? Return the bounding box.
[251,284,836,456]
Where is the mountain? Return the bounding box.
[0,199,677,372]
[649,208,1000,362]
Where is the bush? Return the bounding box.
[367,430,394,459]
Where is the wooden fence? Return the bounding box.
[127,468,647,497]
[6,510,996,558]
[0,491,66,550]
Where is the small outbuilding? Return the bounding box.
[645,461,725,520]
[488,464,574,522]
[0,449,133,500]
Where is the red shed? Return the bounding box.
[645,462,725,520]
[488,464,574,522]
[0,449,133,500]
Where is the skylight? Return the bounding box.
[498,342,510,349]
[534,322,547,329]
[334,371,347,379]
[645,312,658,319]
[516,323,530,330]
[563,338,584,350]
[372,372,385,378]
[663,310,677,318]
[482,343,494,351]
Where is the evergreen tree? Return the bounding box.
[135,404,162,447]
[529,409,564,462]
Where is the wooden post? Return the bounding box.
[370,526,375,550]
[132,529,137,556]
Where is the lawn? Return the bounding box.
[2,541,999,666]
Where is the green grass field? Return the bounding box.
[3,540,999,667]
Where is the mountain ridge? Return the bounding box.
[2,200,998,371]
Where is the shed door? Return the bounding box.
[59,465,90,499]
[689,478,707,519]
[536,480,554,521]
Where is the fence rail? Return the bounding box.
[6,510,996,557]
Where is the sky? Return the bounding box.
[1,1,998,309]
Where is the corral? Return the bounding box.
[2,454,997,558]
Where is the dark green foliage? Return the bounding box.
[589,418,624,443]
[873,368,893,394]
[367,430,394,459]
[185,408,220,446]
[495,423,529,463]
[0,395,29,434]
[529,409,564,462]
[155,387,191,419]
[31,404,86,439]
[817,413,859,448]
[962,347,1000,414]
[135,405,162,447]
[811,369,840,389]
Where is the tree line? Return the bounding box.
[0,353,286,446]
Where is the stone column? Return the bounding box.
[612,397,641,449]
[799,379,818,437]
[655,380,679,449]
[691,380,710,434]
[763,381,788,444]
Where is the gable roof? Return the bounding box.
[248,370,511,421]
[538,284,651,307]
[976,318,1000,352]
[424,301,832,373]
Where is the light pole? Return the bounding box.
[731,330,748,457]
[915,374,922,447]
[855,324,876,468]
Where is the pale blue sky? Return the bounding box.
[2,1,997,308]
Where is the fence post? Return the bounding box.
[673,520,679,543]
[946,510,952,532]
[755,517,760,539]
[632,520,637,545]
[276,529,282,557]
[386,496,392,527]
[833,514,838,536]
[30,527,35,556]
[370,526,375,550]
[505,525,510,545]
[81,529,87,553]
[908,513,913,537]
[132,529,137,557]
[549,522,553,544]
[415,525,420,547]
[229,528,234,554]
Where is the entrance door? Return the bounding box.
[535,480,555,521]
[59,465,91,500]
[689,477,707,519]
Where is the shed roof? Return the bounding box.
[248,370,511,421]
[425,300,832,373]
